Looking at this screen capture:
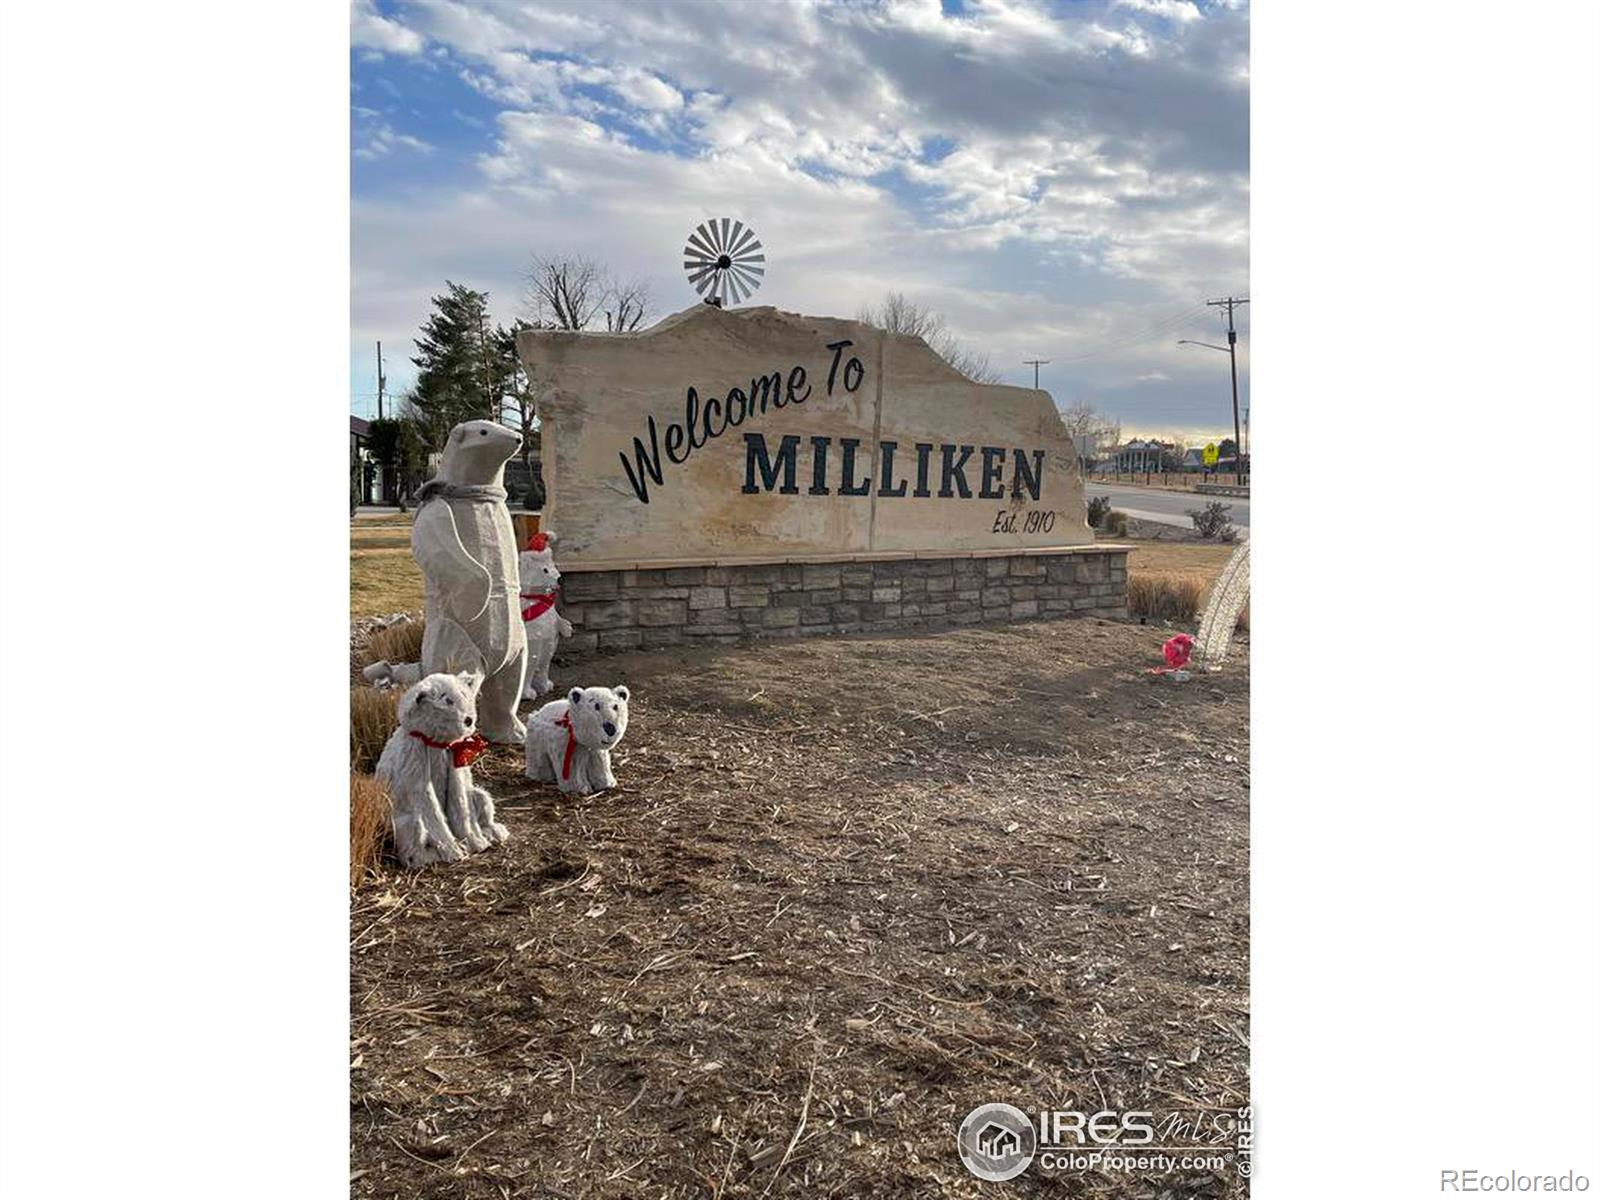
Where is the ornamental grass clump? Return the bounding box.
[351,686,399,774]
[350,773,391,888]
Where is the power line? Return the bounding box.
[1051,302,1211,362]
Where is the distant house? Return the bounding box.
[1111,438,1174,472]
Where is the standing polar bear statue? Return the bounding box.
[519,531,573,700]
[411,420,528,744]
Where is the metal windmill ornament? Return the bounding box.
[683,218,765,307]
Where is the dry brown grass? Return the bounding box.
[1122,538,1239,582]
[351,548,425,618]
[1129,570,1249,632]
[355,620,425,672]
[350,772,391,889]
[350,686,399,774]
[1128,572,1207,622]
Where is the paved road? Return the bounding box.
[1087,482,1251,529]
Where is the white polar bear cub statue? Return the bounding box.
[518,531,573,701]
[375,671,509,868]
[411,419,528,745]
[525,685,631,795]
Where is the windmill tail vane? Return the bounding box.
[683,218,765,307]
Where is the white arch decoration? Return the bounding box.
[1194,538,1250,671]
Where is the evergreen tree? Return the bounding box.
[409,282,506,448]
[366,417,429,506]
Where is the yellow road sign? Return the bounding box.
[1202,442,1219,467]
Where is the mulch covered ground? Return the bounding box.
[351,616,1249,1198]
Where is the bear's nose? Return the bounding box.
[603,721,617,738]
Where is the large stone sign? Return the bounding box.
[517,304,1092,566]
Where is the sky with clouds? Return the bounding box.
[351,0,1249,443]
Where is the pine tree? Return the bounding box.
[409,282,505,448]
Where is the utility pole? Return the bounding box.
[1205,296,1248,480]
[376,340,386,421]
[1024,359,1050,389]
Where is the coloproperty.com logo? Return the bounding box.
[957,1101,1252,1181]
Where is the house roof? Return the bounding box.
[351,415,371,437]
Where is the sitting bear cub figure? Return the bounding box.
[375,671,509,867]
[525,685,630,795]
[518,532,574,700]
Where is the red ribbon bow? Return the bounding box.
[409,729,490,768]
[554,711,578,780]
[520,589,559,622]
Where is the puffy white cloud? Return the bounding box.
[351,0,425,55]
[611,70,683,112]
[1114,0,1203,23]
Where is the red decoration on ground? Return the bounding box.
[1163,633,1194,669]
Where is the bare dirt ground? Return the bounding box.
[351,616,1249,1198]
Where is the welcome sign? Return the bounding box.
[518,304,1091,566]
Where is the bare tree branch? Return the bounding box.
[525,254,654,333]
[857,291,1003,384]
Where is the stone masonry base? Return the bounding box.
[554,547,1129,656]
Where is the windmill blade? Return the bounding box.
[718,217,731,255]
[729,233,762,259]
[685,258,720,287]
[726,223,757,259]
[728,264,760,294]
[686,227,719,261]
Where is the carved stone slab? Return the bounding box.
[517,304,1091,566]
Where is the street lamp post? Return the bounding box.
[1179,329,1247,483]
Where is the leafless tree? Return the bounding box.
[1059,401,1122,458]
[524,254,654,333]
[856,291,1003,384]
[605,277,651,332]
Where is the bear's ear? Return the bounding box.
[569,687,584,706]
[456,670,483,693]
[614,686,630,702]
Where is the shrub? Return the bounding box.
[1128,572,1250,632]
[1101,510,1127,536]
[350,772,391,889]
[351,686,399,774]
[1127,573,1206,623]
[1086,495,1111,528]
[356,620,425,673]
[1186,500,1235,540]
